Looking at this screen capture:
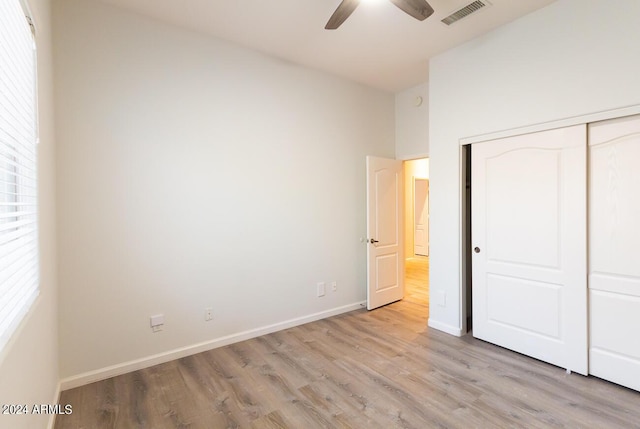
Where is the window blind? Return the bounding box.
[0,0,38,352]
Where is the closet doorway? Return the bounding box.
[466,113,640,392]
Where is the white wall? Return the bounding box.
[54,0,395,382]
[0,0,59,428]
[395,82,429,159]
[428,0,640,335]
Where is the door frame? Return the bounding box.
[413,177,429,257]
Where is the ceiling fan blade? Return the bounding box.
[325,0,360,30]
[389,0,434,21]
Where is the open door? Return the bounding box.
[366,156,404,310]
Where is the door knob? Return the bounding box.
[474,247,481,253]
[370,239,379,244]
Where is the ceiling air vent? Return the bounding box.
[441,0,489,26]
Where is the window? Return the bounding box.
[0,0,38,352]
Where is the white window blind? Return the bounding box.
[0,0,39,352]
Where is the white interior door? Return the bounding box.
[366,156,404,310]
[414,179,429,256]
[588,114,640,391]
[472,125,588,374]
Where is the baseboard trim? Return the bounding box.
[47,381,62,429]
[60,301,365,391]
[428,318,463,337]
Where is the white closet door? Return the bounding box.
[589,114,640,391]
[472,125,588,374]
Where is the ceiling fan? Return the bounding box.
[325,0,435,29]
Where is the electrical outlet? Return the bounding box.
[205,307,213,321]
[317,282,326,297]
[331,281,337,292]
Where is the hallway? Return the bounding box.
[404,256,429,308]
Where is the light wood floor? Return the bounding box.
[55,257,640,428]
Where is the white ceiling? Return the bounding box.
[96,0,556,92]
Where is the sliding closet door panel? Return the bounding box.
[472,125,587,374]
[589,114,640,391]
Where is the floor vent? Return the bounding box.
[441,0,489,26]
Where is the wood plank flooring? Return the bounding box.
[55,257,640,428]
